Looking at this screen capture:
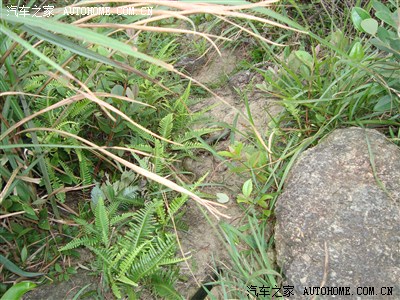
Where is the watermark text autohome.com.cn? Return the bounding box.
[63,6,153,16]
[3,5,153,17]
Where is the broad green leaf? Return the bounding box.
[376,27,392,43]
[22,204,37,219]
[351,7,371,32]
[295,50,314,70]
[242,179,253,198]
[361,19,378,35]
[375,11,397,28]
[349,42,365,60]
[372,0,391,15]
[0,282,36,300]
[111,85,125,96]
[90,184,105,206]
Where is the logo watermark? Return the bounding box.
[1,4,153,18]
[5,5,54,17]
[63,6,153,16]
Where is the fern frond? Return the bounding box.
[173,82,191,116]
[59,236,98,251]
[107,201,120,218]
[109,246,128,270]
[158,113,173,140]
[132,143,154,153]
[126,123,155,142]
[94,197,110,247]
[110,212,137,226]
[170,141,208,152]
[67,99,96,119]
[158,256,188,266]
[87,246,112,266]
[24,75,47,92]
[153,139,166,174]
[126,201,159,249]
[168,196,188,218]
[131,235,176,281]
[74,218,97,235]
[117,240,151,278]
[77,150,92,186]
[151,272,183,300]
[117,275,138,287]
[174,128,216,144]
[110,280,122,299]
[58,160,79,184]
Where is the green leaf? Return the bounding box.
[21,246,28,263]
[22,204,38,220]
[111,84,125,96]
[217,150,234,158]
[0,282,37,300]
[374,95,392,112]
[349,42,365,60]
[38,208,50,230]
[375,11,397,28]
[361,19,378,35]
[216,193,230,204]
[295,50,314,70]
[376,27,392,43]
[263,210,272,217]
[17,228,34,239]
[351,7,371,32]
[0,254,44,277]
[242,179,253,198]
[55,263,63,273]
[90,184,105,206]
[372,0,391,15]
[237,195,248,204]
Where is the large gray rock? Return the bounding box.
[275,127,400,299]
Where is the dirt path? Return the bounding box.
[175,48,281,299]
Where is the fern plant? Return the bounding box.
[60,178,185,299]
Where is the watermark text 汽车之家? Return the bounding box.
[5,5,54,17]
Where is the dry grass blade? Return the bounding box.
[0,209,40,220]
[77,23,229,56]
[0,166,22,205]
[0,92,50,98]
